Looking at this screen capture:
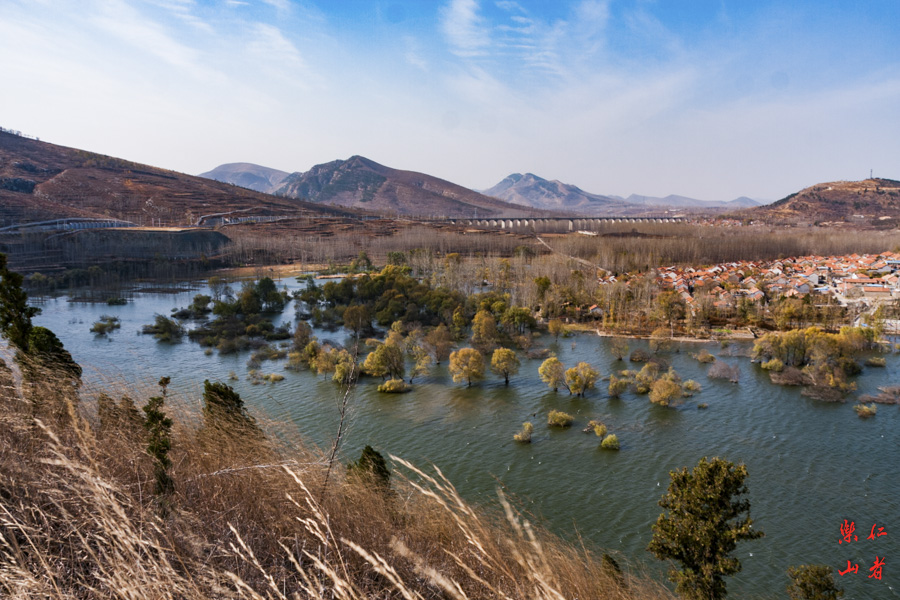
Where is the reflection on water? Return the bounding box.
[33,282,900,599]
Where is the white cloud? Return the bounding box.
[261,0,290,13]
[244,23,316,88]
[89,0,207,76]
[441,0,490,58]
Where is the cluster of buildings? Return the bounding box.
[598,252,900,311]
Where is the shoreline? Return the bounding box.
[567,323,757,344]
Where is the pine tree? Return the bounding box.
[143,377,174,496]
[647,457,764,600]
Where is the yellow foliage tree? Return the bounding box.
[564,362,599,396]
[449,348,485,387]
[490,348,520,385]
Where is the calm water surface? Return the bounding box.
[33,280,900,599]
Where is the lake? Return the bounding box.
[32,278,899,599]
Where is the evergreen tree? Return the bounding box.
[647,457,764,600]
[0,253,38,351]
[143,377,174,496]
[786,565,843,600]
[347,445,390,488]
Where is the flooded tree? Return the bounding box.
[448,348,485,387]
[490,348,520,385]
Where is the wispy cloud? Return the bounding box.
[441,0,490,58]
[90,0,206,75]
[244,23,317,89]
[144,0,214,33]
[261,0,290,13]
[403,36,429,71]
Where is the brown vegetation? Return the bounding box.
[0,355,676,600]
[0,130,352,228]
[750,178,900,223]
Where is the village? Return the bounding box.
[591,250,900,331]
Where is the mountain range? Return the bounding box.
[272,155,539,217]
[204,164,763,214]
[3,130,896,227]
[482,173,761,213]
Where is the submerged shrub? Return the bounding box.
[587,420,607,438]
[547,410,574,428]
[600,434,620,450]
[853,403,877,418]
[649,378,683,407]
[608,374,629,398]
[682,380,701,395]
[91,315,121,336]
[708,361,741,382]
[514,422,534,443]
[769,367,810,386]
[629,349,650,363]
[691,349,716,363]
[377,378,411,393]
[634,362,659,394]
[141,314,184,342]
[865,356,886,367]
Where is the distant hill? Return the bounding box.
[0,131,350,227]
[275,156,540,217]
[484,173,761,213]
[482,173,626,214]
[199,163,290,194]
[749,178,900,223]
[622,193,761,209]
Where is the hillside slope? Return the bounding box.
[0,131,350,227]
[275,156,542,217]
[749,178,900,223]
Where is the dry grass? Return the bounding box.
[0,354,675,600]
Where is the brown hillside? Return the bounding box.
[750,178,900,224]
[0,131,352,227]
[275,155,552,217]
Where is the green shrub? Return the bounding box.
[91,315,121,336]
[347,445,391,488]
[513,422,534,443]
[600,434,620,450]
[142,314,184,342]
[377,378,411,393]
[786,564,843,600]
[866,356,886,367]
[547,410,574,428]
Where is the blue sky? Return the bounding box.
[1,0,898,200]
